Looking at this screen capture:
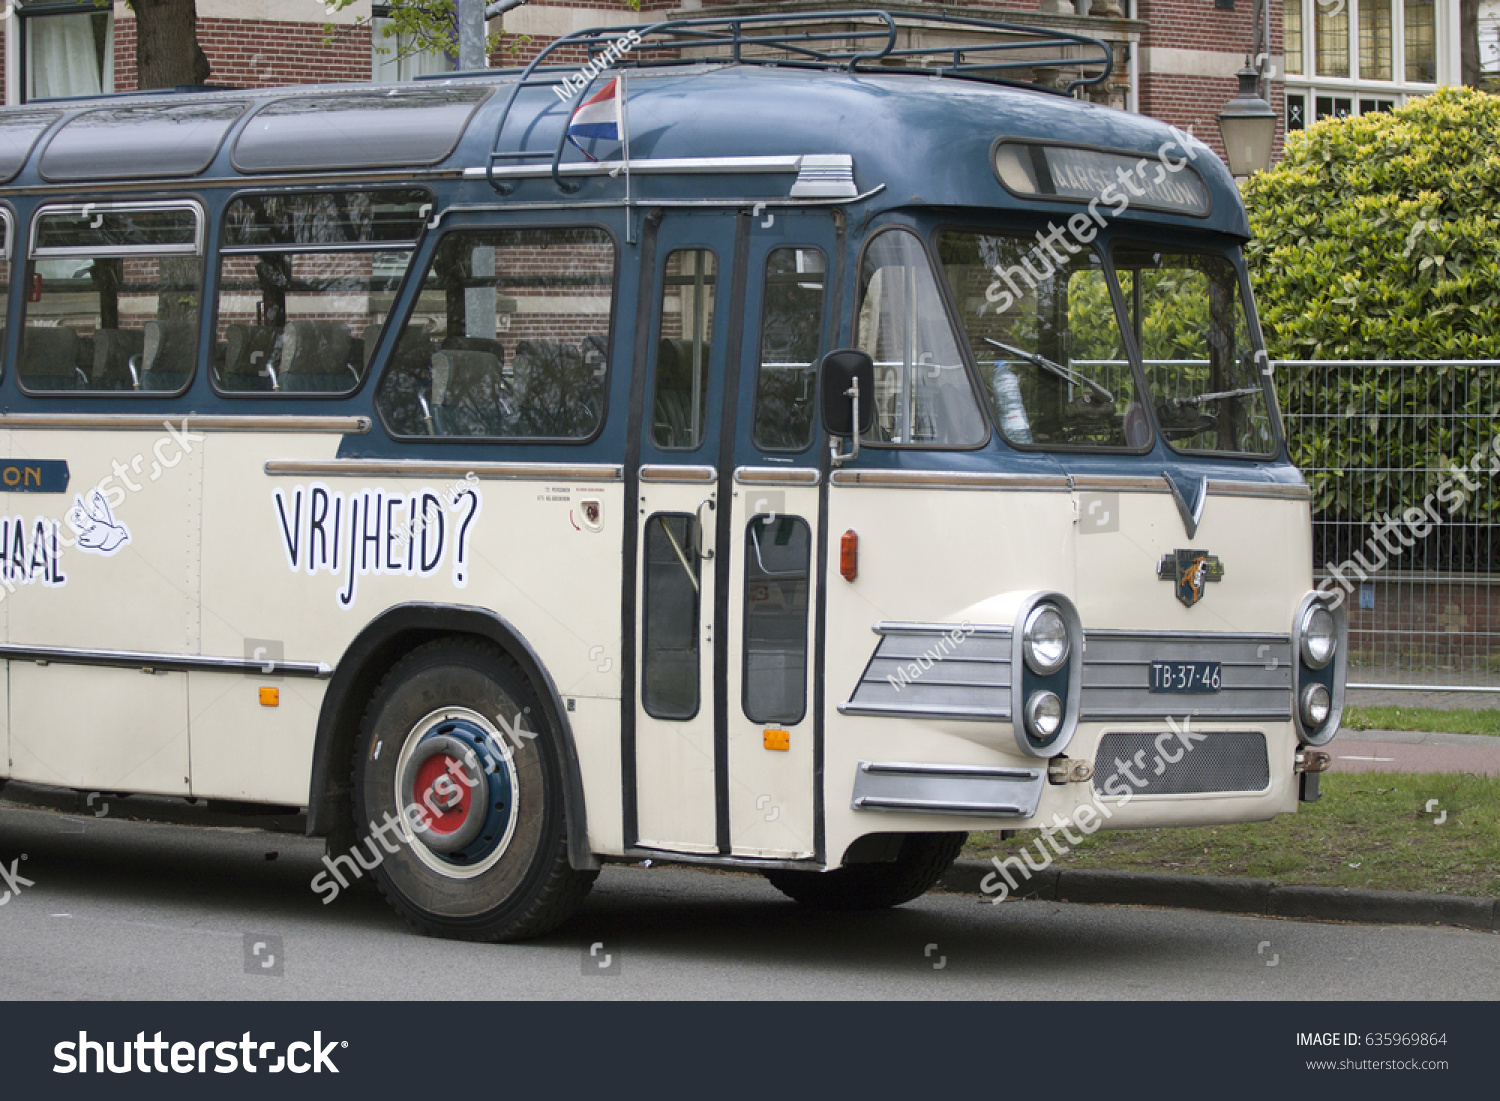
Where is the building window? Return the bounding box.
[1404,0,1437,82]
[1284,0,1304,74]
[1359,0,1393,80]
[1315,2,1350,76]
[22,2,114,102]
[1284,0,1438,136]
[372,6,455,81]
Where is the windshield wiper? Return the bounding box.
[983,338,1113,403]
[1161,385,1263,407]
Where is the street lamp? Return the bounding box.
[1217,61,1277,177]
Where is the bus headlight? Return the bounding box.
[1024,690,1064,740]
[1300,683,1332,728]
[1299,604,1336,669]
[1022,605,1070,674]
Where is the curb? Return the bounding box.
[937,860,1500,932]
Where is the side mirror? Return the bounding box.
[819,349,876,439]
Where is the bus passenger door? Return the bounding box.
[723,215,836,861]
[632,213,734,855]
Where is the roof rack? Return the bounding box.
[479,8,1114,197]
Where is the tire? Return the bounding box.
[351,638,596,941]
[764,833,967,911]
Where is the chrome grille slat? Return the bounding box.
[1081,631,1293,721]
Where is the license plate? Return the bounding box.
[1148,660,1222,694]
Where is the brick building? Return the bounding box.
[0,0,1470,165]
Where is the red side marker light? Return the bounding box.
[840,529,858,582]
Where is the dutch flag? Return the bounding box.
[566,78,622,161]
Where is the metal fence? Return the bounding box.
[1275,360,1500,693]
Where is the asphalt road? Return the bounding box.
[2,801,1496,1001]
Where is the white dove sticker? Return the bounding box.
[66,488,131,557]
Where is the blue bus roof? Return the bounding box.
[0,63,1249,241]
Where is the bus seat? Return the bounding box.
[221,324,277,391]
[92,329,145,390]
[513,339,601,437]
[442,335,507,365]
[376,326,439,436]
[280,320,354,392]
[141,319,196,391]
[653,338,701,448]
[430,349,513,436]
[20,326,82,391]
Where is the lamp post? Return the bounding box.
[1217,61,1278,177]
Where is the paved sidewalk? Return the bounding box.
[1331,728,1500,775]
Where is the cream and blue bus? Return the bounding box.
[0,10,1345,940]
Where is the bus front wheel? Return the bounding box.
[352,638,596,942]
[763,833,967,911]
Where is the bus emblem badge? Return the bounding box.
[1157,549,1224,608]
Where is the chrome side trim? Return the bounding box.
[2,414,370,433]
[734,466,820,486]
[872,621,1010,638]
[0,642,331,678]
[842,622,1013,721]
[1068,474,1169,492]
[852,760,1045,818]
[469,154,810,180]
[265,459,623,481]
[640,464,716,484]
[1207,480,1313,502]
[837,701,1010,721]
[860,761,1038,781]
[830,469,1070,490]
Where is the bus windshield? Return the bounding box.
[936,231,1148,450]
[1111,245,1276,457]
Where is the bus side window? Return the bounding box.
[376,226,615,440]
[642,513,703,720]
[855,228,987,447]
[751,248,825,452]
[743,514,810,724]
[213,188,430,397]
[651,249,717,450]
[21,203,202,395]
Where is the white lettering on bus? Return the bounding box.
[272,483,482,608]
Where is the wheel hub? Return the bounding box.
[395,716,516,868]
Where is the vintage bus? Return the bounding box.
[0,10,1345,940]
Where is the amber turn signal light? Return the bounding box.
[840,529,858,581]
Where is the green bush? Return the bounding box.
[1244,86,1500,550]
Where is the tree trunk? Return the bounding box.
[130,0,211,90]
[1461,0,1482,87]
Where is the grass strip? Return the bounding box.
[961,771,1500,897]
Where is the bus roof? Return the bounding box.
[0,50,1248,241]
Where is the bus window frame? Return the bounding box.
[1107,237,1286,462]
[19,197,207,399]
[372,218,621,447]
[852,223,991,452]
[931,220,1156,457]
[208,184,436,403]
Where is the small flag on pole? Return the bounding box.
[566,78,622,161]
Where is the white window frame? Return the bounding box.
[1283,0,1453,128]
[12,0,116,105]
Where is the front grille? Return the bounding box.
[1093,731,1271,795]
[1081,631,1293,721]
